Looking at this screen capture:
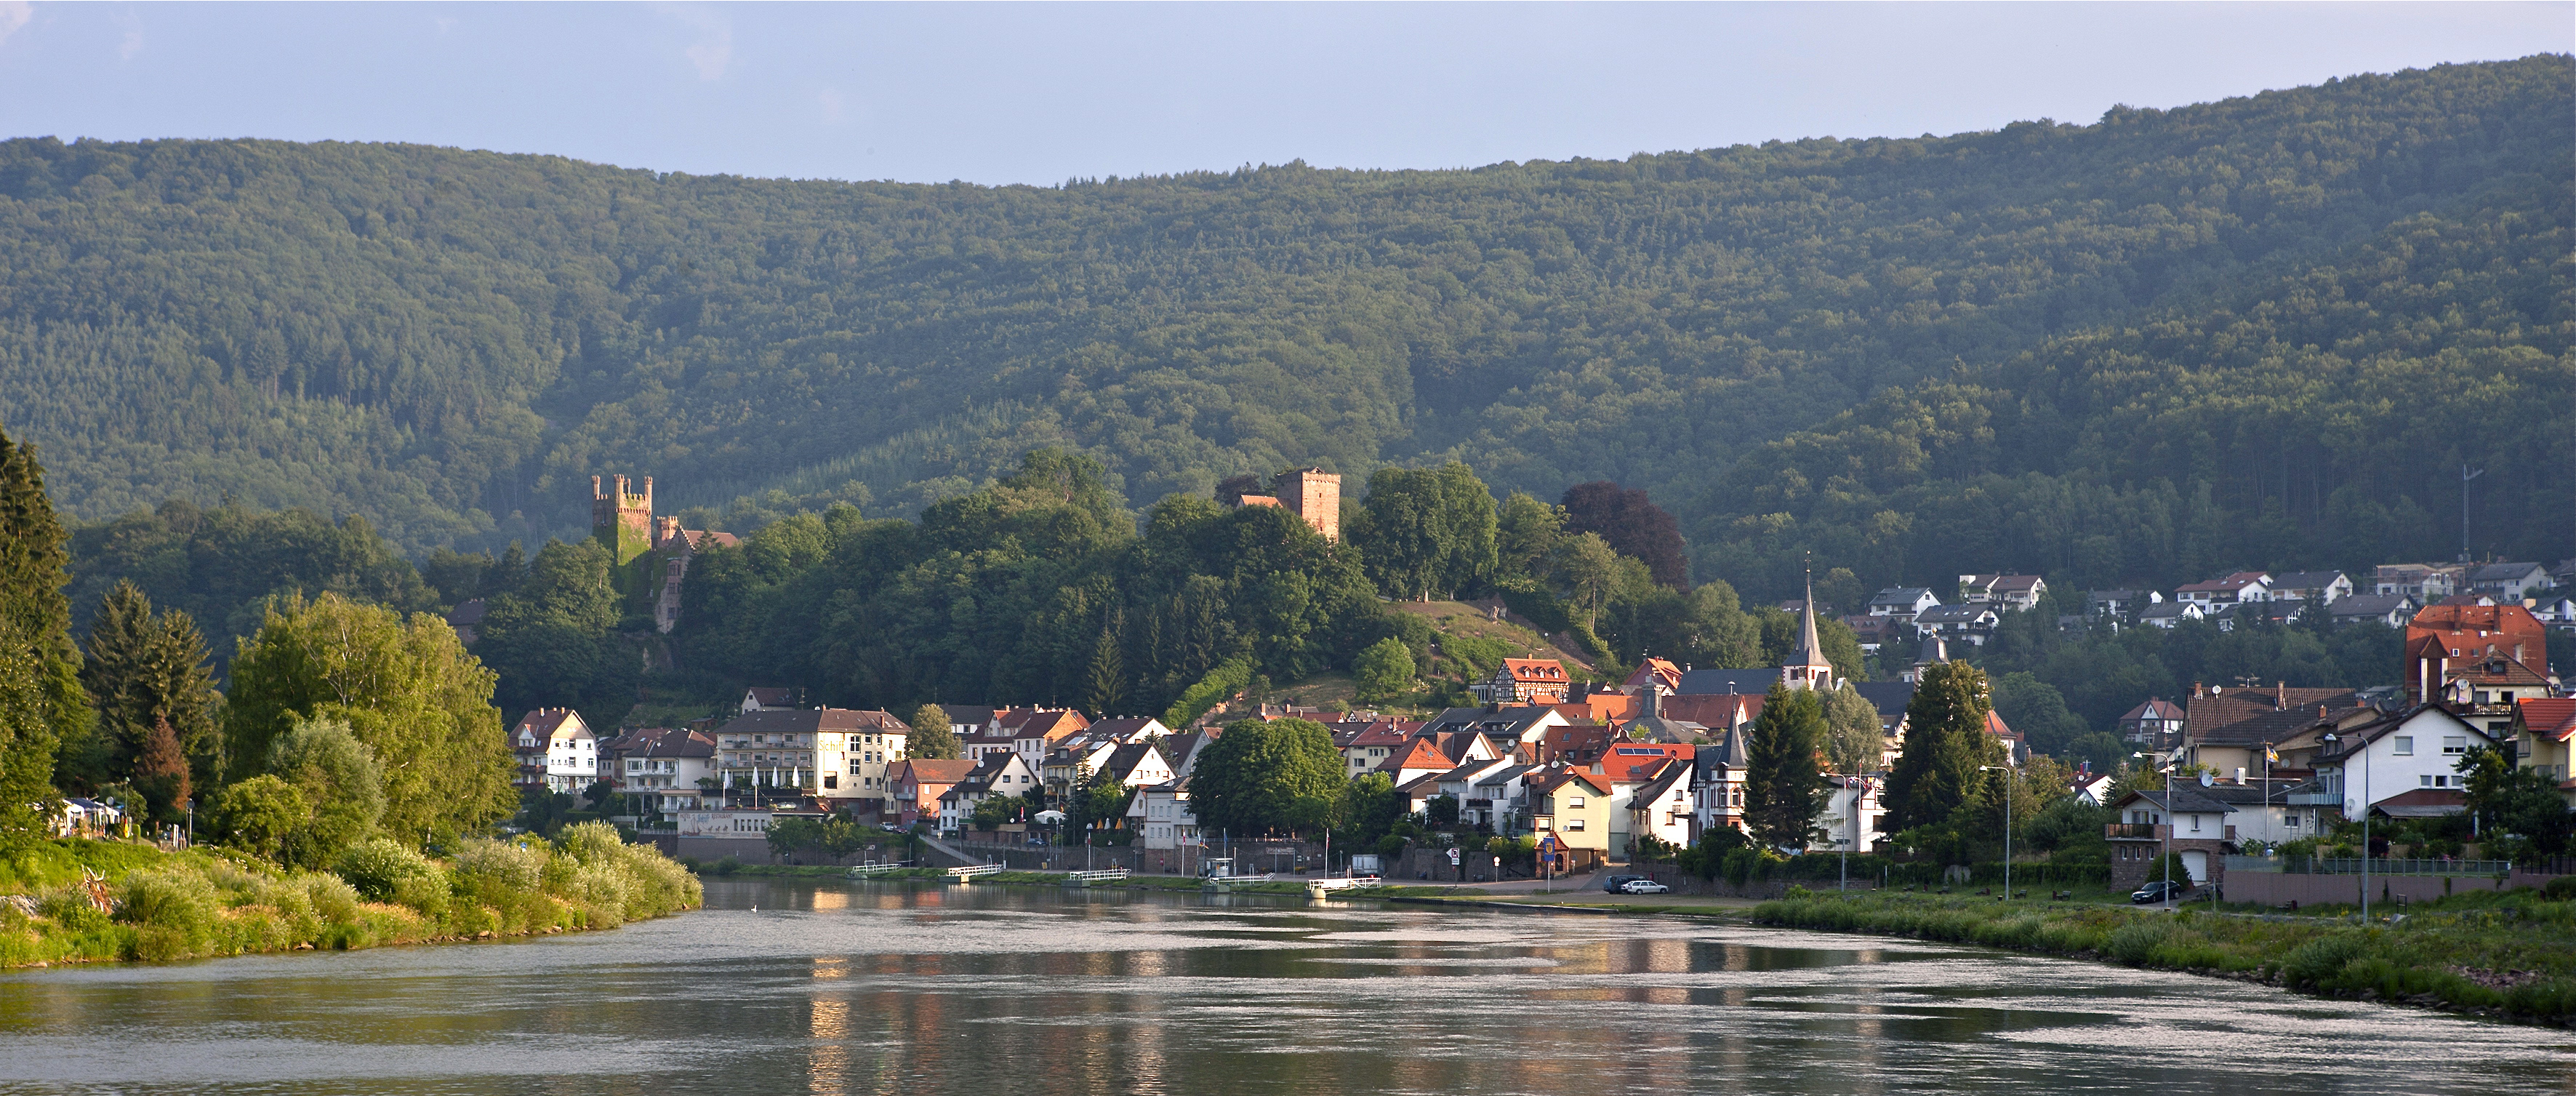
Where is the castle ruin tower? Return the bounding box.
[1781,569,1836,691]
[592,474,655,567]
[1277,468,1341,543]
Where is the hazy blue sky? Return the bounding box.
[0,2,2564,185]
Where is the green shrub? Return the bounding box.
[555,820,625,866]
[302,874,361,924]
[452,839,545,894]
[2540,876,2576,901]
[2282,934,2367,989]
[334,838,440,901]
[2105,919,2175,966]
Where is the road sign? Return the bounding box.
[1538,833,1562,853]
[1447,847,1461,865]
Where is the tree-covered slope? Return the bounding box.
[1,56,2565,597]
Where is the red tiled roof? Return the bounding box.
[1504,658,1570,684]
[2521,698,2576,742]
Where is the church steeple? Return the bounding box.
[1783,562,1835,691]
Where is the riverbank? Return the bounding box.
[0,824,702,968]
[1752,885,2576,1025]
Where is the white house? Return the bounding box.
[1626,760,1697,855]
[1957,575,2047,612]
[2469,562,2552,602]
[2139,601,2204,629]
[2311,705,2500,817]
[1131,779,1200,851]
[2175,572,2271,607]
[937,753,1040,833]
[1866,588,1941,620]
[513,708,596,796]
[1807,775,1885,855]
[2267,571,2354,604]
[604,727,719,812]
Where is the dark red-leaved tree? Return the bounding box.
[1560,481,1688,589]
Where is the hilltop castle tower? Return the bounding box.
[592,475,655,567]
[1229,468,1342,542]
[1277,468,1341,542]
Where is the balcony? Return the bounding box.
[2106,823,2167,841]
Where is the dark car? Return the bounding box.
[1602,873,1646,894]
[2131,880,2189,904]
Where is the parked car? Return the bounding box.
[1618,879,1671,895]
[2131,879,2189,904]
[1601,873,1646,894]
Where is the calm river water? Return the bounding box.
[2,878,2570,1095]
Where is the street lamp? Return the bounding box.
[2324,732,2369,919]
[2132,751,2178,906]
[1981,765,2012,900]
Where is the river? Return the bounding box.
[1,878,2568,1095]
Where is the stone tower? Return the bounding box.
[1277,468,1341,543]
[1781,570,1836,691]
[592,475,655,567]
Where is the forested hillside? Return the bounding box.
[1,57,2567,600]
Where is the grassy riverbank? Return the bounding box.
[0,823,701,968]
[1753,885,2576,1025]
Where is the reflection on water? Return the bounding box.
[1,878,2569,1095]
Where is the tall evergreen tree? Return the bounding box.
[1744,682,1831,849]
[1082,623,1126,717]
[80,580,219,789]
[0,618,60,849]
[1885,660,2001,834]
[0,428,94,796]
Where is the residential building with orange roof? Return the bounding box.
[1476,657,1575,705]
[2404,601,2554,716]
[2512,697,2576,806]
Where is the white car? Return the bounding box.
[1617,879,1671,895]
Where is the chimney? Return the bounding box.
[2234,767,2247,785]
[2193,681,2205,700]
[2275,681,2285,711]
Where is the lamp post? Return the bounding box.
[2132,751,2178,906]
[2324,732,2369,919]
[1981,765,2013,900]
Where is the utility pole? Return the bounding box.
[2459,464,2484,563]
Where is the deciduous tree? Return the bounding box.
[226,592,515,844]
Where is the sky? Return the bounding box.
[0,2,2565,186]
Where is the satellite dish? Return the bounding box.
[2197,771,2215,788]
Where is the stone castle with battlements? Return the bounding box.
[593,474,739,634]
[1231,468,1341,541]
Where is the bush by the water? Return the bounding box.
[1754,887,2576,1024]
[0,825,700,967]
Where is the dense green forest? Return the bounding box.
[1,57,2564,604]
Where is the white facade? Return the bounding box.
[1131,783,1200,850]
[2315,708,2499,816]
[545,724,596,793]
[1807,778,1885,854]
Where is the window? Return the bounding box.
[848,760,864,775]
[2394,737,2414,756]
[1535,819,1552,830]
[1566,819,1585,831]
[1568,797,1585,809]
[824,775,838,790]
[2443,736,2467,755]
[2188,816,2200,833]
